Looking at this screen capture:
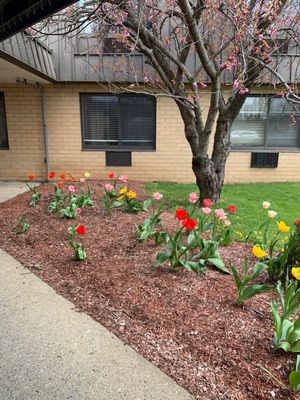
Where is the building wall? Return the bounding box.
[0,84,45,180]
[0,83,299,184]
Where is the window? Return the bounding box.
[231,96,300,150]
[0,92,8,149]
[80,94,156,150]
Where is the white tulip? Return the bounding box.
[268,210,277,219]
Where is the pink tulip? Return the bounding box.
[118,175,128,183]
[224,219,231,227]
[215,208,226,219]
[202,207,212,215]
[68,185,75,193]
[104,183,114,192]
[80,177,85,183]
[189,192,198,204]
[76,208,82,214]
[153,192,163,201]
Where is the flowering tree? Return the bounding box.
[34,0,300,202]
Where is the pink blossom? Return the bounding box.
[76,208,82,214]
[104,183,114,192]
[80,177,85,183]
[239,88,249,95]
[215,208,226,219]
[118,175,128,183]
[189,192,198,204]
[202,207,212,215]
[224,219,231,227]
[203,199,214,207]
[233,80,240,89]
[153,192,163,201]
[68,185,75,193]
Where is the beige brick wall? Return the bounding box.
[0,84,45,180]
[1,83,300,184]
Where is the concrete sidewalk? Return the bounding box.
[0,249,194,400]
[0,181,33,203]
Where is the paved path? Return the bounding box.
[0,186,194,400]
[0,181,33,203]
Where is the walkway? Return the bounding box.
[0,184,194,400]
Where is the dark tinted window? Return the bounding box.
[81,94,155,150]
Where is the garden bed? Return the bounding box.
[0,181,297,400]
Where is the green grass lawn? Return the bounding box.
[145,181,300,236]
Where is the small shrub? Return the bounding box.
[26,175,41,207]
[14,216,30,234]
[230,259,273,305]
[67,224,87,261]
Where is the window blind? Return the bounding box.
[81,94,155,150]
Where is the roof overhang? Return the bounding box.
[0,49,55,83]
[0,0,77,41]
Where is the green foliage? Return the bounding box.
[14,216,30,234]
[286,223,300,268]
[48,183,65,214]
[145,181,300,237]
[67,225,87,261]
[289,355,300,392]
[61,195,79,219]
[26,182,41,207]
[192,237,229,273]
[230,259,273,305]
[271,278,300,353]
[137,198,163,241]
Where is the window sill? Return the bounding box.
[0,147,9,150]
[81,148,156,152]
[230,148,300,153]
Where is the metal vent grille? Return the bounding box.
[251,153,279,168]
[106,151,132,167]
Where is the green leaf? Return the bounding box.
[239,284,274,303]
[208,258,230,274]
[184,261,206,274]
[187,231,196,247]
[154,249,169,268]
[289,371,300,391]
[253,262,269,277]
[275,341,291,352]
[230,261,242,290]
[271,301,281,336]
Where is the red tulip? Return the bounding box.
[182,218,198,231]
[28,175,35,181]
[227,205,236,214]
[76,225,86,235]
[203,199,214,207]
[48,172,55,179]
[176,209,188,220]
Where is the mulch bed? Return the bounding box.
[0,181,298,400]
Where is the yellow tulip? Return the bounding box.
[84,172,91,178]
[277,221,290,233]
[119,186,127,195]
[291,267,300,280]
[126,191,137,199]
[252,245,267,258]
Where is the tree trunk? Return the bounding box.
[192,155,223,203]
[176,101,231,204]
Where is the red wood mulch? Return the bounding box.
[0,181,298,400]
